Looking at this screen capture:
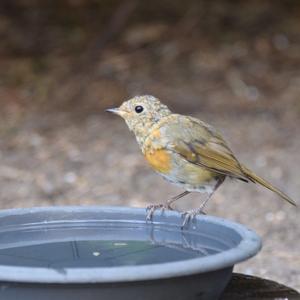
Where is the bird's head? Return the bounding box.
[106,95,171,145]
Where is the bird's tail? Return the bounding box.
[241,165,296,206]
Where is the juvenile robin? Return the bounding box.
[107,95,296,226]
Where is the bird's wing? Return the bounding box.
[163,115,250,181]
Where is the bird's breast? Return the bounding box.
[144,148,172,174]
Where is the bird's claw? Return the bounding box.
[181,208,206,228]
[146,203,173,221]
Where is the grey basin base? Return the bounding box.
[0,268,233,300]
[0,206,261,300]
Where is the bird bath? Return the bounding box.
[0,206,261,300]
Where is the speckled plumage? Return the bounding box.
[107,95,296,222]
[117,95,171,147]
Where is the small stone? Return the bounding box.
[64,172,77,184]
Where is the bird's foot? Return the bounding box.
[146,203,174,221]
[181,208,206,228]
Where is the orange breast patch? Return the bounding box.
[144,149,171,174]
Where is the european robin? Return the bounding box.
[107,95,296,226]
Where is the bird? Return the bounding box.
[106,95,296,226]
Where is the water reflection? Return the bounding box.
[0,220,233,269]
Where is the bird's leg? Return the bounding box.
[146,203,175,220]
[181,177,225,228]
[167,191,191,209]
[146,204,169,220]
[172,190,191,201]
[146,191,190,221]
[181,198,209,228]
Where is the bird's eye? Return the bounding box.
[135,105,144,113]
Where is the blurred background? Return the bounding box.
[0,0,299,290]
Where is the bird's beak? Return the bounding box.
[106,108,120,114]
[106,107,128,117]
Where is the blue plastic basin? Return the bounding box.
[0,206,261,300]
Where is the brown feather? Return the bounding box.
[165,115,296,205]
[241,165,296,206]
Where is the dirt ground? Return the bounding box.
[0,0,299,291]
